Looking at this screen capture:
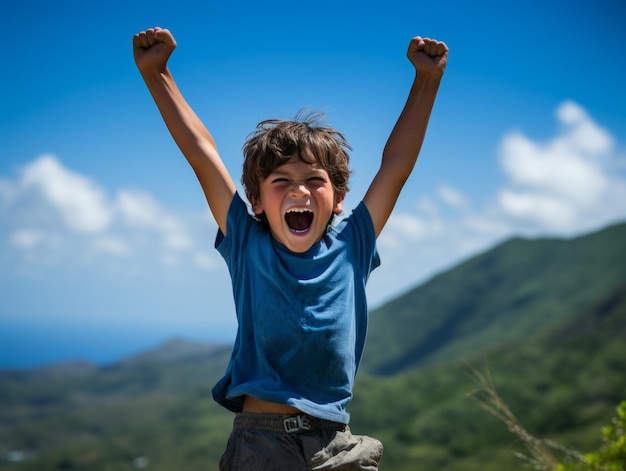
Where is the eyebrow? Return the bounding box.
[269,166,326,178]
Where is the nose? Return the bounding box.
[290,182,311,198]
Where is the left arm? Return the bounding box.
[363,36,448,237]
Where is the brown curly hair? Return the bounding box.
[242,109,352,210]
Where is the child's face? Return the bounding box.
[252,151,344,253]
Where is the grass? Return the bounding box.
[467,358,602,470]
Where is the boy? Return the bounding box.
[133,27,447,470]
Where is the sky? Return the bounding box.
[1,0,625,368]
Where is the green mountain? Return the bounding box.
[1,222,625,470]
[349,279,626,470]
[362,221,626,375]
[0,340,234,470]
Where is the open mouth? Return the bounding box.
[285,208,314,233]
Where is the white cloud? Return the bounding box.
[496,100,624,232]
[497,190,578,229]
[416,196,437,215]
[20,155,113,234]
[193,251,219,269]
[556,101,614,154]
[499,129,608,208]
[117,190,163,228]
[161,253,180,267]
[0,179,15,207]
[10,229,45,249]
[117,190,193,251]
[463,213,515,236]
[437,184,468,210]
[164,231,193,251]
[367,100,626,306]
[92,236,132,256]
[378,212,443,250]
[1,155,198,273]
[2,102,625,312]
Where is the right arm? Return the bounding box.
[363,36,447,237]
[133,27,236,234]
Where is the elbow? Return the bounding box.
[379,154,416,184]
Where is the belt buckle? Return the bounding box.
[283,414,311,433]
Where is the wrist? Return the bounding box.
[414,67,444,81]
[139,66,170,84]
[412,72,443,93]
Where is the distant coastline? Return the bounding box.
[0,318,232,370]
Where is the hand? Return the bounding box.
[406,36,448,77]
[133,27,177,74]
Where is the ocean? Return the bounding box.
[0,318,231,370]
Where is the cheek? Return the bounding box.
[262,190,287,214]
[255,185,284,214]
[314,187,336,206]
[271,186,288,198]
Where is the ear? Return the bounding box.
[333,193,345,215]
[249,195,264,215]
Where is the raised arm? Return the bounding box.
[133,27,236,234]
[363,36,448,237]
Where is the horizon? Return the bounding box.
[2,218,624,370]
[2,0,625,369]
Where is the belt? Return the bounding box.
[234,412,347,434]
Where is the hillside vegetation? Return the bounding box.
[363,221,626,375]
[350,281,626,470]
[1,222,625,470]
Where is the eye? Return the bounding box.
[271,177,289,184]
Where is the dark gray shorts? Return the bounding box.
[219,412,383,470]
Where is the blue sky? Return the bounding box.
[1,0,625,367]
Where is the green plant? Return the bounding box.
[468,361,626,471]
[556,401,626,471]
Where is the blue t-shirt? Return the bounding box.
[212,193,380,424]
